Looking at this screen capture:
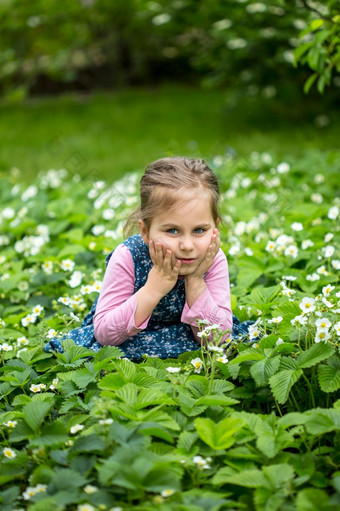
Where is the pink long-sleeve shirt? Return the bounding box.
[93,243,232,346]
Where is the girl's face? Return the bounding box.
[138,194,218,276]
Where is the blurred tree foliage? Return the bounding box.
[0,0,339,102]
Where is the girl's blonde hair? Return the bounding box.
[124,156,221,237]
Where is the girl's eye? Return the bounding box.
[167,228,178,234]
[194,228,206,234]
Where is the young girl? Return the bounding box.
[45,157,250,360]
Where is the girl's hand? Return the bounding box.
[146,240,181,298]
[187,228,220,280]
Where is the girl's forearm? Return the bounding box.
[185,276,207,308]
[134,283,163,327]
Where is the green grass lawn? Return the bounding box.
[1,83,339,184]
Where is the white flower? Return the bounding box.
[324,233,334,243]
[17,336,29,346]
[322,285,335,297]
[18,281,29,291]
[317,265,329,276]
[268,316,283,324]
[4,420,17,428]
[30,383,46,393]
[282,275,297,281]
[49,378,58,390]
[299,297,316,313]
[322,297,334,308]
[152,13,171,25]
[315,318,331,331]
[91,224,106,236]
[191,358,204,373]
[70,312,81,322]
[99,418,114,425]
[246,2,266,13]
[266,240,276,252]
[208,345,224,353]
[193,455,211,469]
[314,330,331,343]
[3,447,16,459]
[227,38,248,49]
[291,222,303,231]
[47,329,57,339]
[277,162,290,174]
[68,270,83,288]
[322,246,335,258]
[276,338,284,345]
[328,206,339,220]
[161,489,176,497]
[306,273,320,281]
[17,348,28,358]
[248,324,261,340]
[83,485,98,494]
[216,354,229,363]
[244,247,254,256]
[58,296,72,306]
[302,239,314,250]
[311,193,323,204]
[61,259,75,272]
[70,424,84,434]
[291,314,308,326]
[166,367,181,373]
[0,343,13,351]
[213,19,233,30]
[331,260,340,270]
[334,321,340,336]
[284,245,298,258]
[21,313,38,326]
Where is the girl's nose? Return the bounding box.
[179,236,194,251]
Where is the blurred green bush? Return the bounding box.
[0,0,339,102]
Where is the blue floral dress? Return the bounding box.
[44,235,253,360]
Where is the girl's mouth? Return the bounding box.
[179,258,196,264]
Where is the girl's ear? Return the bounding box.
[138,219,150,244]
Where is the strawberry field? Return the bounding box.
[0,150,339,511]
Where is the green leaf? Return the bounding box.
[269,369,303,404]
[250,356,281,386]
[98,373,125,391]
[297,343,335,369]
[23,400,53,433]
[296,488,330,510]
[304,73,318,94]
[262,463,295,489]
[310,19,324,31]
[195,416,245,450]
[70,433,106,453]
[136,387,176,409]
[304,408,340,435]
[318,356,340,393]
[229,348,265,365]
[177,431,199,453]
[29,420,69,448]
[116,383,139,406]
[195,395,239,407]
[71,365,97,389]
[113,358,136,382]
[219,469,268,488]
[48,468,88,492]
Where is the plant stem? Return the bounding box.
[302,372,316,409]
[275,399,283,417]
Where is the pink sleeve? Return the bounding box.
[181,249,233,343]
[93,244,151,346]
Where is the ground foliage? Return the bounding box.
[0,150,339,510]
[1,0,339,102]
